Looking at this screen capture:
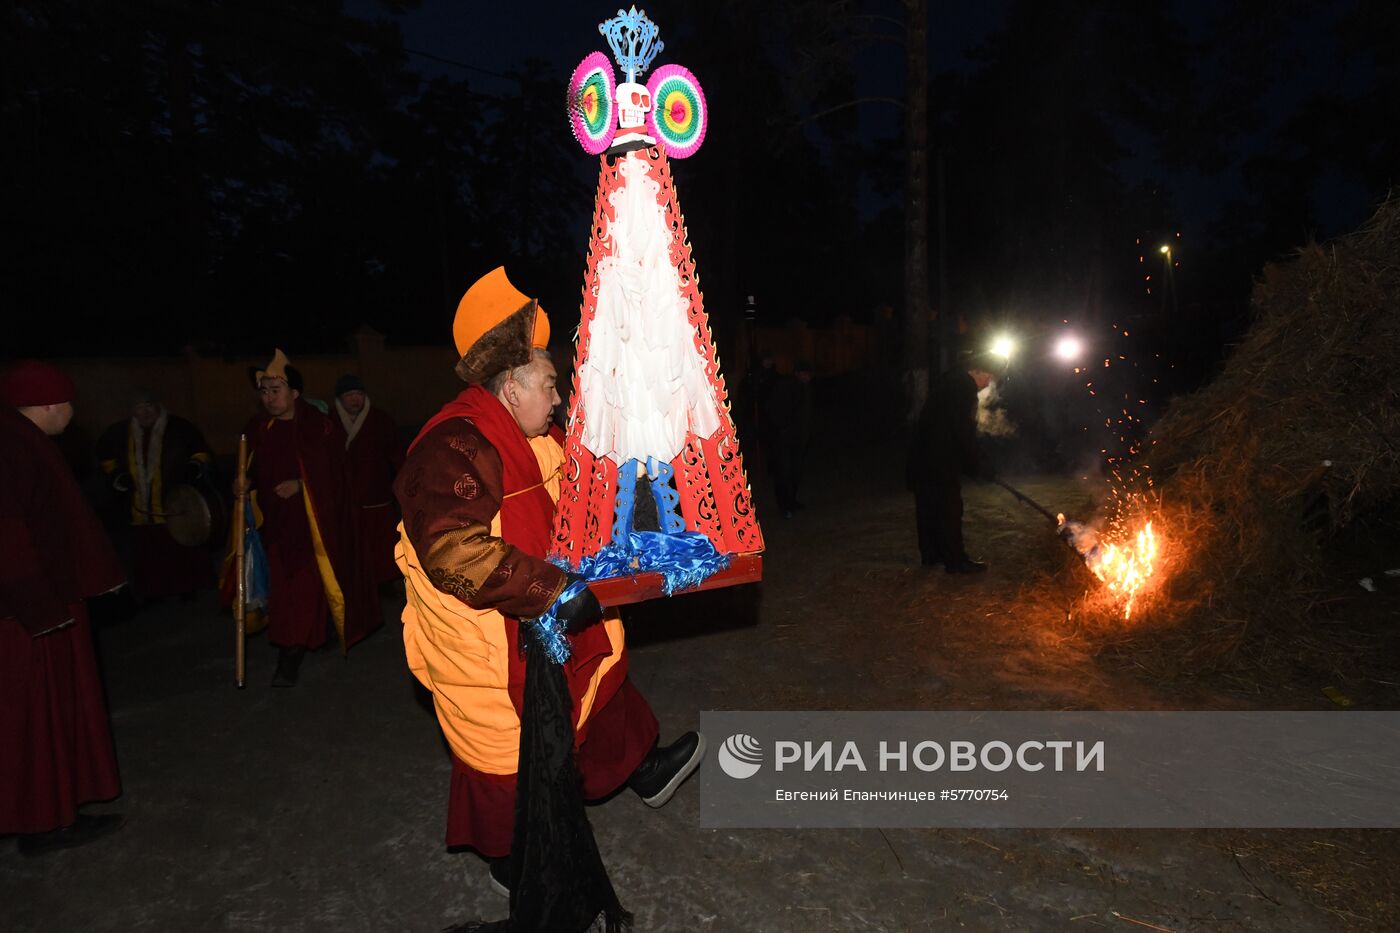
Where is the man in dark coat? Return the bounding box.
[331,374,404,586]
[229,350,382,687]
[762,359,814,518]
[0,361,126,854]
[97,390,214,600]
[907,353,998,573]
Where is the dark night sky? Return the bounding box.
[364,1,1008,86]
[345,0,1007,205]
[1129,1,1378,237]
[6,1,1394,361]
[350,0,1009,208]
[348,0,1380,236]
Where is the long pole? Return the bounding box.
[992,478,1059,526]
[234,434,247,688]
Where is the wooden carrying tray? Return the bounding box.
[589,552,763,608]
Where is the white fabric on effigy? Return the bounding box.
[578,152,721,467]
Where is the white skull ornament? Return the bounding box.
[615,81,651,130]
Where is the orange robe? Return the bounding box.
[395,388,657,855]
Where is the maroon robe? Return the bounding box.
[333,402,403,586]
[242,399,382,652]
[0,407,125,834]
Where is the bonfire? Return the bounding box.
[998,478,1166,621]
[1039,196,1400,674]
[1057,508,1162,620]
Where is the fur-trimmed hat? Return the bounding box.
[452,267,551,385]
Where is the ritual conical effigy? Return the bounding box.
[551,7,763,602]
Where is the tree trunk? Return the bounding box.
[167,29,202,321]
[902,0,930,421]
[937,148,950,373]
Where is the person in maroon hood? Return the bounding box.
[0,360,126,855]
[330,373,404,587]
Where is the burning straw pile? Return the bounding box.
[1059,197,1400,671]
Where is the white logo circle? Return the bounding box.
[717,733,763,779]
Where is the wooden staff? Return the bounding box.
[233,434,248,688]
[993,478,1060,526]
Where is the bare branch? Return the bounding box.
[850,12,906,29]
[794,96,906,127]
[853,31,908,48]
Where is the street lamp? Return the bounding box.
[1054,334,1083,363]
[1158,245,1179,316]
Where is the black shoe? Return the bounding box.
[271,646,306,687]
[629,732,706,808]
[18,813,124,856]
[487,857,510,898]
[945,559,988,575]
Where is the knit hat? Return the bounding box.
[452,267,551,384]
[334,373,366,398]
[0,360,77,407]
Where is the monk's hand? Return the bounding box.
[273,479,302,499]
[555,574,603,634]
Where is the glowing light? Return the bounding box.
[1159,245,1171,255]
[1087,521,1161,619]
[990,335,1016,359]
[1054,335,1083,362]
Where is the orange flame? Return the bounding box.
[1087,521,1161,619]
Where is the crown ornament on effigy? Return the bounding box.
[566,6,707,158]
[599,5,662,83]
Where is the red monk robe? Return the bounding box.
[0,407,125,835]
[332,398,404,586]
[239,399,382,651]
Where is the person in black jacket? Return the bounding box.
[906,353,999,573]
[762,360,814,518]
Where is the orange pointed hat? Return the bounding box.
[451,267,550,384]
[255,348,291,384]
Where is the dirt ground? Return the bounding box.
[3,434,1397,931]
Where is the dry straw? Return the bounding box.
[1036,196,1400,677]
